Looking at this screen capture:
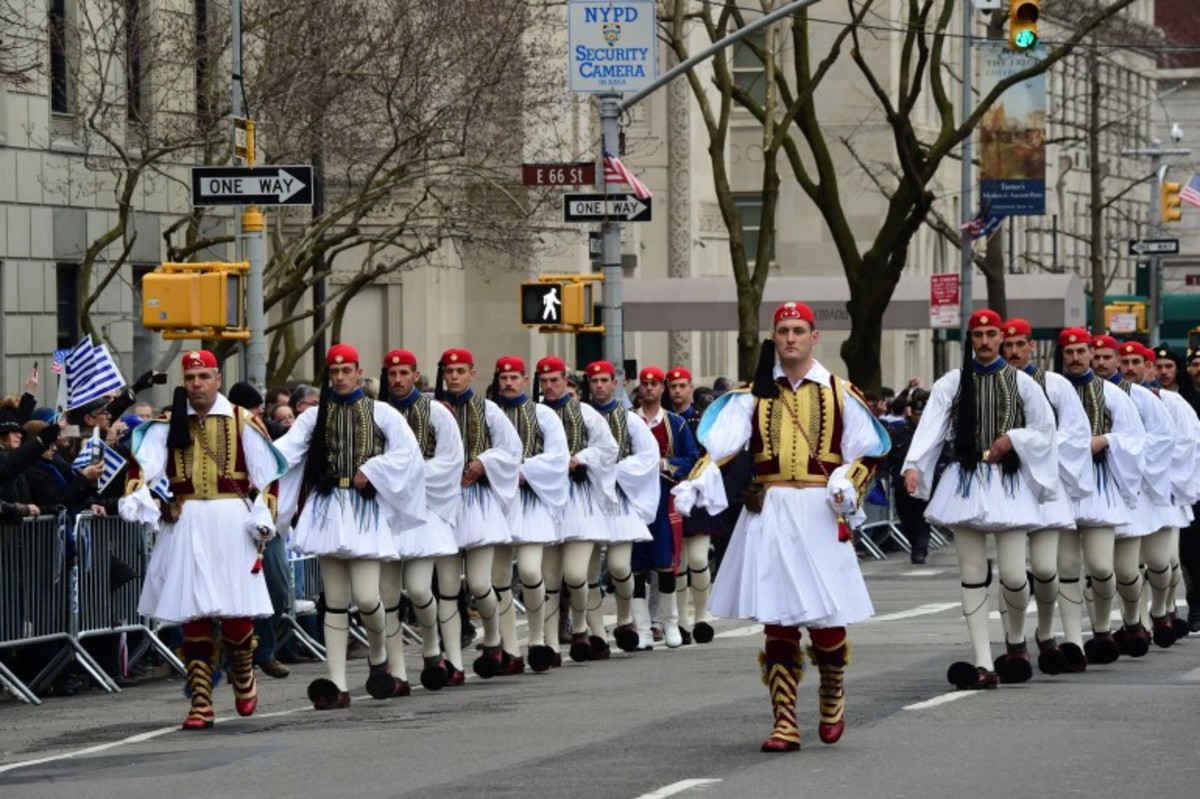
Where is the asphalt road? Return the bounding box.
[2,544,1199,799]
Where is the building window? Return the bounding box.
[50,0,70,114]
[56,264,80,349]
[734,192,775,264]
[732,33,767,107]
[126,1,145,122]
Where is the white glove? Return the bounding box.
[245,499,276,542]
[671,481,697,517]
[826,484,856,516]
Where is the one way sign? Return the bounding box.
[563,193,653,223]
[191,165,315,207]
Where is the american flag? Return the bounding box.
[1181,173,1200,210]
[959,207,1003,240]
[603,151,652,200]
[50,348,71,375]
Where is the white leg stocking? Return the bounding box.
[1028,528,1059,641]
[561,541,593,635]
[492,544,519,656]
[319,557,353,691]
[996,531,1031,646]
[586,545,606,637]
[1081,526,1116,633]
[608,542,634,626]
[686,536,712,627]
[541,544,563,652]
[347,559,386,666]
[465,546,499,647]
[951,527,994,668]
[1142,527,1175,619]
[517,544,546,649]
[379,560,408,681]
[404,558,440,658]
[1114,537,1143,626]
[1057,528,1085,648]
[435,555,464,670]
[1167,526,1182,615]
[675,544,691,631]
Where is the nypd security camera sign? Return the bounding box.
[568,1,657,94]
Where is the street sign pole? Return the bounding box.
[599,94,624,387]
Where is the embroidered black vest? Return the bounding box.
[504,399,544,460]
[449,392,493,463]
[597,403,632,460]
[951,362,1026,456]
[552,398,589,456]
[325,396,385,482]
[1073,374,1113,436]
[396,393,437,460]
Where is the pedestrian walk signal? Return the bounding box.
[520,281,593,328]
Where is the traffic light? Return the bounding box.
[1161,180,1183,224]
[1008,1,1040,52]
[519,280,594,327]
[142,261,249,339]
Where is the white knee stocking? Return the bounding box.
[1081,526,1116,633]
[492,544,519,656]
[1167,527,1182,614]
[319,557,353,691]
[1057,528,1085,647]
[379,560,408,680]
[951,527,994,668]
[607,542,634,626]
[1028,528,1059,642]
[404,558,440,658]
[1142,528,1175,619]
[1113,537,1143,626]
[542,544,563,652]
[465,546,499,647]
[562,541,593,635]
[435,555,464,670]
[517,544,546,650]
[996,531,1030,646]
[347,559,387,666]
[586,545,606,636]
[685,536,712,626]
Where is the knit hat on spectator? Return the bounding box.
[0,420,24,436]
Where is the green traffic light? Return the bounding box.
[1014,29,1038,50]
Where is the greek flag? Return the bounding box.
[65,335,126,411]
[149,476,173,501]
[72,439,128,492]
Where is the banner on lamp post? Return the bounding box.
[979,44,1046,216]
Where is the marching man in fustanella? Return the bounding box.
[673,302,890,752]
[1052,331,1143,671]
[586,360,661,656]
[275,343,426,708]
[491,356,570,673]
[902,310,1057,690]
[381,349,464,690]
[535,356,620,666]
[121,350,287,729]
[434,348,523,680]
[999,320,1093,675]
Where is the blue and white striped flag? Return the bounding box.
[65,336,126,410]
[72,438,128,492]
[149,476,172,501]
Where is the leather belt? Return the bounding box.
[763,479,828,490]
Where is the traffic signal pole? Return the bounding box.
[594,0,822,388]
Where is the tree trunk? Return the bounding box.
[841,256,897,390]
[1088,49,1106,331]
[982,226,1007,318]
[736,282,765,383]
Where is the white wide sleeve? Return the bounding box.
[1046,373,1094,502]
[1101,382,1145,508]
[1008,371,1059,502]
[901,371,958,500]
[619,413,663,524]
[828,384,891,515]
[425,402,466,525]
[360,403,427,533]
[241,414,288,540]
[576,403,619,507]
[1130,385,1174,506]
[523,405,570,514]
[672,392,755,516]
[272,406,318,536]
[118,421,169,530]
[477,400,522,504]
[1161,392,1199,505]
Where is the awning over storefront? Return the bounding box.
[621,274,1086,332]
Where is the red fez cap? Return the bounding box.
[1057,328,1090,348]
[181,350,218,371]
[1137,343,1157,362]
[537,356,567,375]
[667,367,692,382]
[326,343,359,366]
[967,309,1001,331]
[639,365,665,383]
[1119,341,1144,359]
[586,360,616,377]
[495,356,526,374]
[1002,318,1032,339]
[440,348,474,366]
[773,301,815,327]
[1091,334,1119,351]
[383,349,417,369]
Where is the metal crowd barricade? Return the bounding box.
[0,513,117,705]
[282,553,326,661]
[858,480,912,559]
[74,512,185,678]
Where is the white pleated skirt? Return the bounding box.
[289,488,400,561]
[453,483,511,550]
[508,487,561,545]
[1040,492,1077,530]
[395,511,460,559]
[605,489,653,544]
[559,480,614,543]
[1073,461,1132,528]
[1119,500,1187,538]
[139,497,274,623]
[710,486,873,628]
[925,463,1044,532]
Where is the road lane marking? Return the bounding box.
[903,691,980,711]
[634,778,723,798]
[1177,666,1200,683]
[901,569,945,577]
[867,602,959,623]
[715,624,763,638]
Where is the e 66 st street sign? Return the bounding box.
[1128,238,1180,256]
[191,165,314,207]
[522,162,596,187]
